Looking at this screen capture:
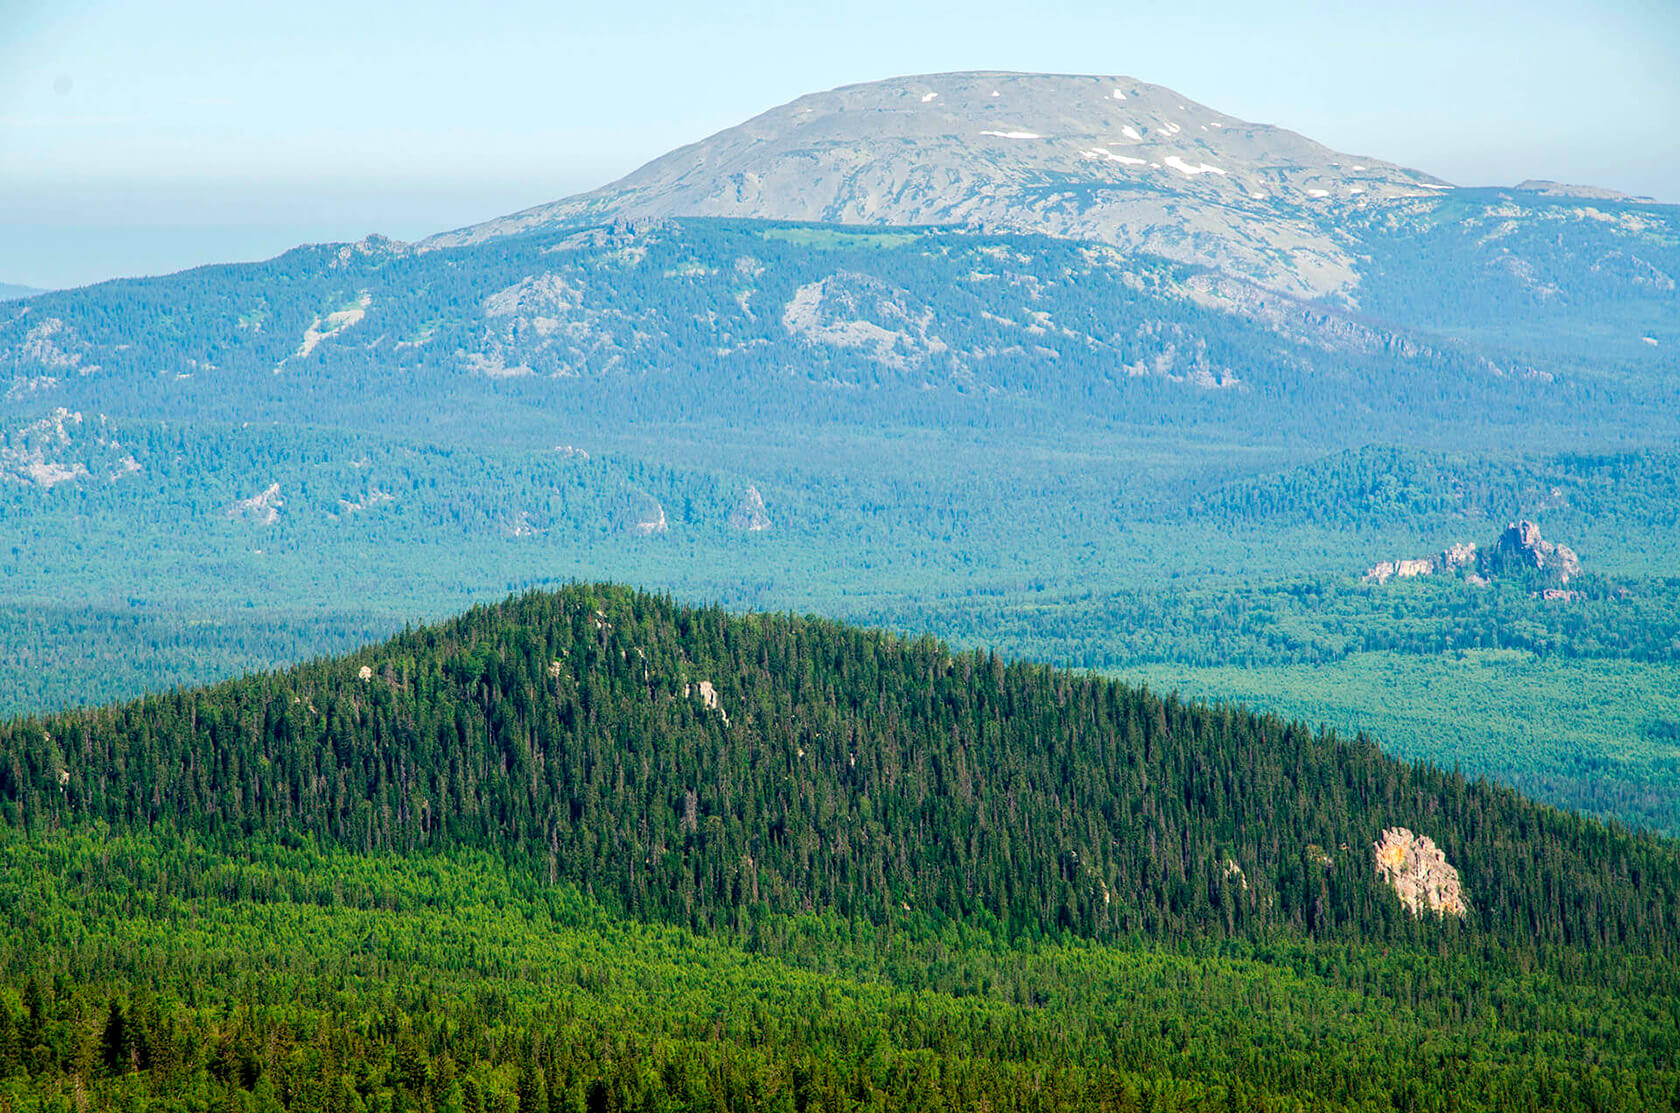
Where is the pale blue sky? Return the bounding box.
[3,0,1676,289]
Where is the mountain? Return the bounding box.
[3,585,1678,1111]
[3,220,1586,431]
[427,71,1448,301]
[6,74,1674,436]
[0,283,42,302]
[425,71,1680,323]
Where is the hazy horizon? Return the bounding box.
[4,0,1677,290]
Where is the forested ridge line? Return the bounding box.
[3,584,1677,957]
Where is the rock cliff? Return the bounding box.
[1484,520,1581,583]
[1374,827,1467,917]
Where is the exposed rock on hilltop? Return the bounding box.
[1486,520,1581,583]
[1363,540,1478,585]
[1374,827,1467,918]
[1364,521,1579,586]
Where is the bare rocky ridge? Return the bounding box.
[1364,521,1579,586]
[425,71,1452,302]
[1374,827,1467,918]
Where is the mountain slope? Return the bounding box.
[10,584,1677,951]
[0,283,42,302]
[6,829,1678,1112]
[5,220,1588,432]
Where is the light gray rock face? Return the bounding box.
[424,72,1452,301]
[729,486,771,532]
[1,408,141,489]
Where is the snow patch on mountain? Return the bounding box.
[1081,147,1148,166]
[1163,156,1227,177]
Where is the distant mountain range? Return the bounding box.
[5,71,1672,435]
[0,283,43,302]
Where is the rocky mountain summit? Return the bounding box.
[1365,520,1580,587]
[424,71,1679,321]
[425,71,1452,301]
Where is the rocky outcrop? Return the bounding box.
[1363,558,1435,585]
[1,408,140,488]
[1374,827,1466,918]
[227,482,283,526]
[781,272,948,371]
[1363,542,1479,584]
[729,485,772,531]
[631,503,668,536]
[1364,522,1579,586]
[687,679,730,725]
[292,293,370,360]
[1485,520,1580,583]
[1439,542,1478,571]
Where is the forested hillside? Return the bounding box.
[7,585,1677,950]
[2,585,1679,1111]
